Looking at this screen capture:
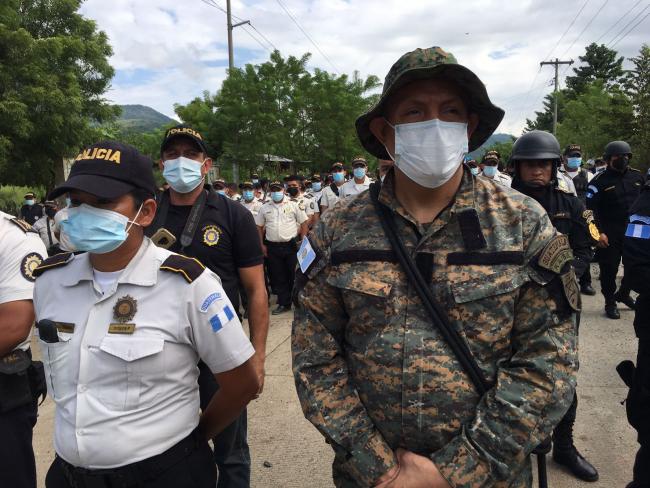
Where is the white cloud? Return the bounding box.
[81,0,650,135]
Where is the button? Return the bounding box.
[77,429,85,436]
[78,385,87,393]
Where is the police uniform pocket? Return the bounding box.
[95,335,165,411]
[38,336,73,403]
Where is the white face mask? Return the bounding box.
[386,118,468,189]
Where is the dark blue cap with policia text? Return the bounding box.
[160,124,208,155]
[49,141,157,200]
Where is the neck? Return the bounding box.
[354,176,365,184]
[90,234,143,272]
[336,180,344,187]
[394,166,463,224]
[169,184,204,205]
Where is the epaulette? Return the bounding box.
[32,252,74,277]
[160,254,206,283]
[10,218,36,234]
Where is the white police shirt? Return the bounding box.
[32,216,59,249]
[339,175,372,198]
[34,238,254,469]
[292,194,317,217]
[319,184,343,209]
[53,207,74,251]
[480,169,512,187]
[240,198,263,217]
[255,198,307,243]
[0,212,46,352]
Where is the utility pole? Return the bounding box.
[226,0,249,183]
[540,58,573,135]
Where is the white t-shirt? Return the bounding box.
[93,269,124,295]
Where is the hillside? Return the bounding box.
[468,132,515,159]
[116,104,177,132]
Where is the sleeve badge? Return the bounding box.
[21,252,43,282]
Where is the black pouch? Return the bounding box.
[0,349,33,412]
[28,361,47,405]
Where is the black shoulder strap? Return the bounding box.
[330,182,339,197]
[368,182,492,395]
[146,190,208,252]
[160,254,206,283]
[33,252,74,277]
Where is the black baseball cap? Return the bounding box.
[269,180,283,190]
[239,181,254,189]
[49,141,156,200]
[160,124,208,155]
[331,162,344,171]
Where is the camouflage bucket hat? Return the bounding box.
[355,47,505,159]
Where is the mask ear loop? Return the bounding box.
[126,203,144,232]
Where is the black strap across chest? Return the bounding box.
[148,190,208,252]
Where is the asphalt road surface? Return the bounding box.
[32,265,639,487]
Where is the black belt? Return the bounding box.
[57,429,204,488]
[266,238,297,246]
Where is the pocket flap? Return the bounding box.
[327,264,392,297]
[99,336,164,362]
[451,269,526,304]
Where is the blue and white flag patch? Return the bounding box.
[297,237,316,273]
[200,292,223,312]
[626,223,650,240]
[210,305,235,332]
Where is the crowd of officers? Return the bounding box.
[0,44,648,488]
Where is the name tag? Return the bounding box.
[297,237,316,273]
[108,323,136,334]
[55,322,75,333]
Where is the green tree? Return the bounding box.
[565,43,625,94]
[525,91,567,132]
[625,44,650,169]
[483,137,515,165]
[556,81,634,158]
[175,50,380,178]
[0,0,118,188]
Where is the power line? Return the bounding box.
[542,0,591,61]
[274,0,340,74]
[248,23,278,51]
[607,3,650,45]
[611,8,650,47]
[558,0,610,58]
[595,0,642,42]
[241,25,272,53]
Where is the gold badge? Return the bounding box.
[21,253,43,282]
[113,295,137,323]
[538,235,573,274]
[561,270,581,312]
[202,225,221,247]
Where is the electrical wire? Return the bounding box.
[542,0,591,61]
[595,0,642,42]
[611,8,650,47]
[274,0,340,74]
[558,0,610,58]
[607,3,650,45]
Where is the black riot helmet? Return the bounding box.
[510,130,562,190]
[604,140,632,160]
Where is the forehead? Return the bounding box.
[385,78,468,110]
[162,137,202,153]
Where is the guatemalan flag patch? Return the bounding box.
[210,305,235,332]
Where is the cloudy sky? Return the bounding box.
[80,0,649,136]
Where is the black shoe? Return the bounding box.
[626,483,649,488]
[615,291,636,310]
[271,305,291,315]
[553,445,599,482]
[580,284,596,296]
[605,303,620,319]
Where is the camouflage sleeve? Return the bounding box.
[431,200,578,487]
[291,212,398,487]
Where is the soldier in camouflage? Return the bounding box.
[292,46,577,488]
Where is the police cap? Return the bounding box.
[160,124,208,156]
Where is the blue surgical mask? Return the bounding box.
[566,157,582,170]
[24,199,35,206]
[65,197,71,207]
[470,167,479,176]
[333,172,344,183]
[163,156,204,194]
[243,190,254,201]
[353,167,366,179]
[312,182,321,192]
[61,203,141,254]
[271,191,284,203]
[482,165,498,178]
[216,189,226,196]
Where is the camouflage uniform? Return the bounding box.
[292,167,577,488]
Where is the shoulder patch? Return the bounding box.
[32,252,73,278]
[10,218,36,234]
[21,252,44,282]
[160,254,206,283]
[538,235,573,274]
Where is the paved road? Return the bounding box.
[32,266,639,487]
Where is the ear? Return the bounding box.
[158,159,164,172]
[138,198,158,228]
[202,158,212,176]
[467,113,479,138]
[369,117,391,147]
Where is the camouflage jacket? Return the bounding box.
[292,167,577,488]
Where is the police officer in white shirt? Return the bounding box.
[319,162,346,212]
[339,156,372,198]
[255,181,308,315]
[0,212,46,488]
[32,201,61,255]
[285,175,317,227]
[34,141,260,488]
[240,181,263,217]
[480,150,512,187]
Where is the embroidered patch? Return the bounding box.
[626,223,650,240]
[538,235,573,274]
[21,252,43,282]
[202,225,221,247]
[113,295,137,323]
[209,305,235,332]
[200,292,223,312]
[561,270,580,312]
